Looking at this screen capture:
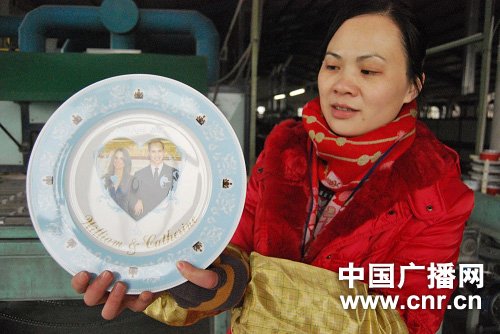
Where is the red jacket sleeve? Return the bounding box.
[378,177,474,334]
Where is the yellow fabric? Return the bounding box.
[143,291,190,326]
[231,252,408,334]
[143,248,406,333]
[144,291,222,326]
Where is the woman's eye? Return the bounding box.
[361,69,378,75]
[325,65,339,70]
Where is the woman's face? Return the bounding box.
[317,14,418,137]
[113,151,125,171]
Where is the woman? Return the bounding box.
[102,148,133,213]
[72,1,474,333]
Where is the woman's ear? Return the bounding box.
[417,73,425,93]
[404,73,425,103]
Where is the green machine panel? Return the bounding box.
[0,52,208,101]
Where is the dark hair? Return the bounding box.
[104,148,132,188]
[322,0,427,90]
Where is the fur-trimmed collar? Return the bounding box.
[261,119,459,261]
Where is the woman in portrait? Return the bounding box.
[102,148,133,213]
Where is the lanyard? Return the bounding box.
[344,139,400,204]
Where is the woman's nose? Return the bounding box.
[331,72,358,96]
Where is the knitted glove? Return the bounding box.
[167,246,250,312]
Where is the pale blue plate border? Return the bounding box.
[26,74,247,293]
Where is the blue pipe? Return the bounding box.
[101,0,138,49]
[0,16,23,37]
[110,33,136,49]
[137,9,220,83]
[19,6,105,52]
[18,5,220,83]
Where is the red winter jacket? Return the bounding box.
[230,119,474,334]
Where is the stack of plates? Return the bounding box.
[468,155,500,194]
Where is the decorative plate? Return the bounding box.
[468,171,500,182]
[471,164,500,174]
[470,155,500,165]
[27,74,247,293]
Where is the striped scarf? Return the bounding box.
[301,97,417,245]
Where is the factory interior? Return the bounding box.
[1,0,500,333]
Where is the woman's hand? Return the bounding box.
[175,261,219,289]
[71,262,218,320]
[71,271,155,320]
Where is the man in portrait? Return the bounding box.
[129,139,179,220]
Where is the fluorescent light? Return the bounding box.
[289,88,305,96]
[257,106,266,115]
[273,94,286,100]
[297,107,303,117]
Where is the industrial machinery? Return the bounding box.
[444,192,500,334]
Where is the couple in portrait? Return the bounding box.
[102,139,179,220]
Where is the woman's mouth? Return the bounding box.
[331,104,359,119]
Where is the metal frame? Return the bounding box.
[425,0,495,154]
